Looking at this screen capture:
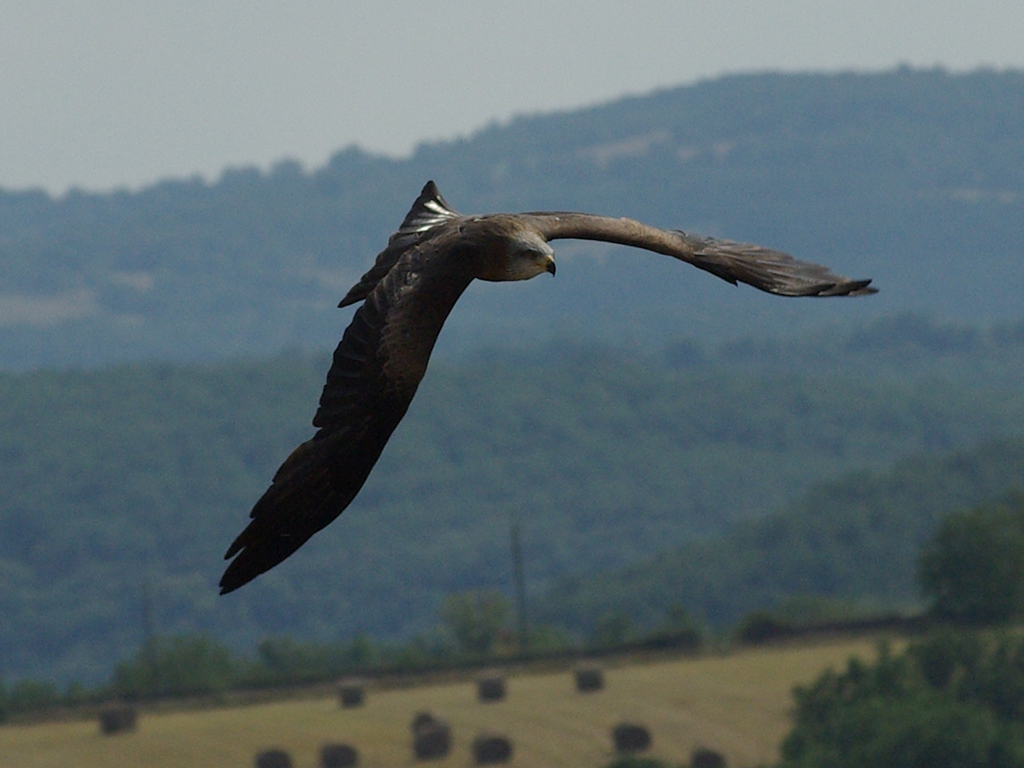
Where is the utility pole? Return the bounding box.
[142,571,158,691]
[510,522,529,654]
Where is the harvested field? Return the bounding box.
[0,638,881,768]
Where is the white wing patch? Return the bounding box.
[389,183,461,244]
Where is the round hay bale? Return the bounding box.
[410,711,439,733]
[321,742,359,768]
[337,679,366,708]
[612,723,652,754]
[692,747,727,768]
[574,666,604,692]
[477,675,506,702]
[472,733,513,764]
[98,703,137,735]
[412,720,451,760]
[255,748,292,768]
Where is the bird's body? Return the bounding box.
[219,181,875,594]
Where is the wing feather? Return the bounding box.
[337,181,461,308]
[219,238,472,594]
[523,212,876,297]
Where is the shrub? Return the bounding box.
[777,634,1024,768]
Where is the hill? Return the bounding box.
[0,638,884,768]
[3,325,1024,683]
[537,438,1024,634]
[2,67,1024,368]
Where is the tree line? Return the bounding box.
[5,488,1024,768]
[3,334,1024,684]
[2,67,1024,368]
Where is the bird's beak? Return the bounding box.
[545,256,556,276]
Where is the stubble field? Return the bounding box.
[1,638,882,768]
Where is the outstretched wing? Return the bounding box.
[220,183,876,594]
[522,212,876,297]
[220,231,474,594]
[338,181,461,308]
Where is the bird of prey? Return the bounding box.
[219,181,876,593]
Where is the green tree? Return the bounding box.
[783,694,1012,768]
[918,491,1024,624]
[778,635,1024,768]
[249,634,382,683]
[5,680,60,713]
[112,635,239,697]
[590,611,634,648]
[439,590,511,656]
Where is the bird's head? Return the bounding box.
[507,231,557,280]
[475,223,556,282]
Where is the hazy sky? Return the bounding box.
[3,1,1022,194]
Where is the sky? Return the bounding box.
[2,1,1022,194]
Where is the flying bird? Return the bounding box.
[219,181,876,593]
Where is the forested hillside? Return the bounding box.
[3,322,1024,683]
[2,67,1024,368]
[3,65,1024,689]
[536,438,1024,635]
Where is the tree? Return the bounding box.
[112,635,239,697]
[918,491,1024,624]
[590,611,634,649]
[778,636,1024,768]
[4,679,59,714]
[783,693,1010,768]
[439,591,511,656]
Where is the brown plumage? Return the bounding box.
[219,181,876,593]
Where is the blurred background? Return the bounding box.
[2,3,1024,766]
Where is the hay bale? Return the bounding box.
[574,666,604,692]
[477,674,506,702]
[255,748,292,768]
[410,711,439,733]
[412,718,451,760]
[612,723,652,753]
[337,679,366,708]
[692,747,727,768]
[98,703,137,735]
[321,742,359,768]
[472,733,513,764]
